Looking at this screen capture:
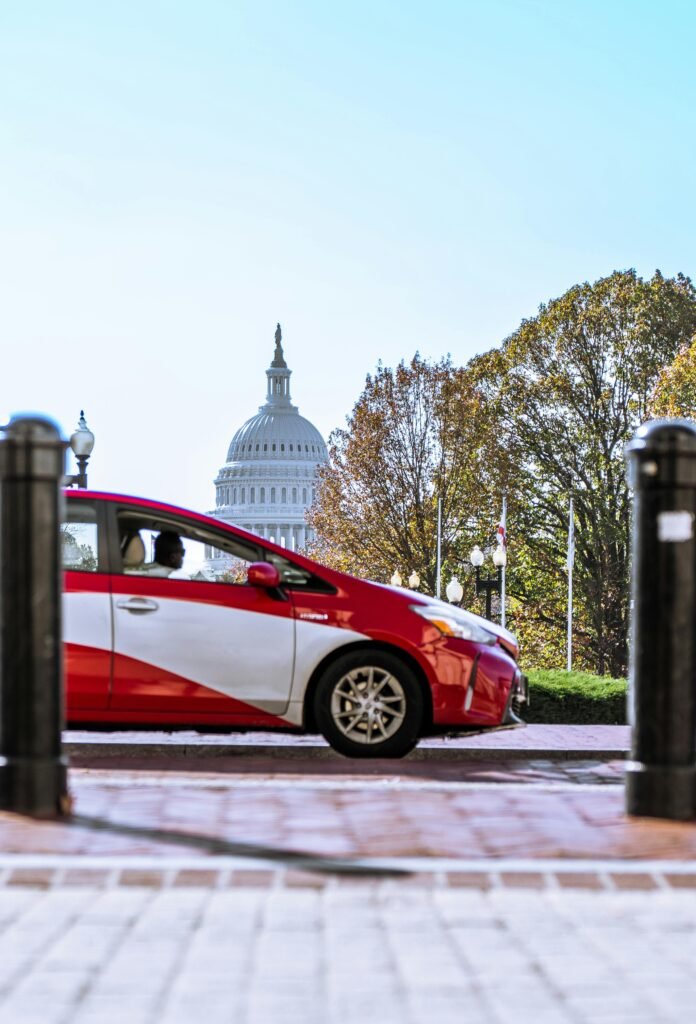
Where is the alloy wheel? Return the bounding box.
[330,666,406,744]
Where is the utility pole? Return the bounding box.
[436,497,442,599]
[500,495,507,628]
[567,495,574,672]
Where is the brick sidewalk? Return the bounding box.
[1,882,695,1023]
[1,759,696,1023]
[0,763,693,866]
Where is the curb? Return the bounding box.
[0,855,692,891]
[64,739,629,763]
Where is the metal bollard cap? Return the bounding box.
[626,419,696,489]
[5,414,63,443]
[0,414,66,482]
[626,418,696,455]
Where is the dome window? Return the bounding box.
[256,444,259,451]
[289,444,293,451]
[264,444,268,451]
[260,487,265,502]
[282,487,287,503]
[292,487,297,503]
[303,488,307,503]
[241,488,246,503]
[272,443,276,452]
[271,487,276,503]
[250,487,255,503]
[305,445,309,452]
[281,444,285,452]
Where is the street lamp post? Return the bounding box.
[65,411,95,489]
[470,543,507,621]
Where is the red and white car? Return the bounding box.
[62,490,527,758]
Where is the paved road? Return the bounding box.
[65,723,632,761]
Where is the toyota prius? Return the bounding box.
[62,490,527,758]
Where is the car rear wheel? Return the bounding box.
[313,650,424,759]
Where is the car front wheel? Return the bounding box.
[313,650,424,759]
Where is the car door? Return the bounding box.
[62,497,112,711]
[108,506,296,722]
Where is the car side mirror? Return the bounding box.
[247,561,281,589]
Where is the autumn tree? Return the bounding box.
[651,335,696,417]
[308,354,507,593]
[472,269,696,676]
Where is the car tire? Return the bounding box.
[313,649,424,759]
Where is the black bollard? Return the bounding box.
[0,415,70,817]
[625,420,696,820]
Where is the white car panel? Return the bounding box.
[112,596,295,713]
[288,618,369,706]
[63,591,112,651]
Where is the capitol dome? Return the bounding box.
[209,324,328,554]
[225,410,327,465]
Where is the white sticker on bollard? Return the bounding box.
[657,510,694,542]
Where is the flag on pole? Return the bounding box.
[567,497,575,571]
[496,506,507,548]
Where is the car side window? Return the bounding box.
[116,512,265,584]
[114,509,334,591]
[128,527,213,581]
[62,502,99,572]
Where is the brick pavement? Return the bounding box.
[4,762,696,865]
[0,744,695,1023]
[1,884,695,1023]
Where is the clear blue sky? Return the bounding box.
[2,0,694,511]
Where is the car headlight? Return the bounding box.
[410,605,497,645]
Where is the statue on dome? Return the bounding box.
[271,322,287,368]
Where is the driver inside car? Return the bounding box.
[142,531,186,577]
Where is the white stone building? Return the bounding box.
[208,325,328,558]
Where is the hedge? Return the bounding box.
[524,669,628,725]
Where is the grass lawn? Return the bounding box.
[525,668,628,725]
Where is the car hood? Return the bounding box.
[377,584,519,654]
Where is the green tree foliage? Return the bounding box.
[310,270,696,675]
[651,334,696,417]
[308,354,505,593]
[472,270,696,676]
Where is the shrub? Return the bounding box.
[524,669,627,725]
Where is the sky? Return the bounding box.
[2,0,695,512]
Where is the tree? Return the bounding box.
[651,335,696,417]
[308,354,506,593]
[472,269,696,676]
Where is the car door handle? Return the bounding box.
[116,598,159,614]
